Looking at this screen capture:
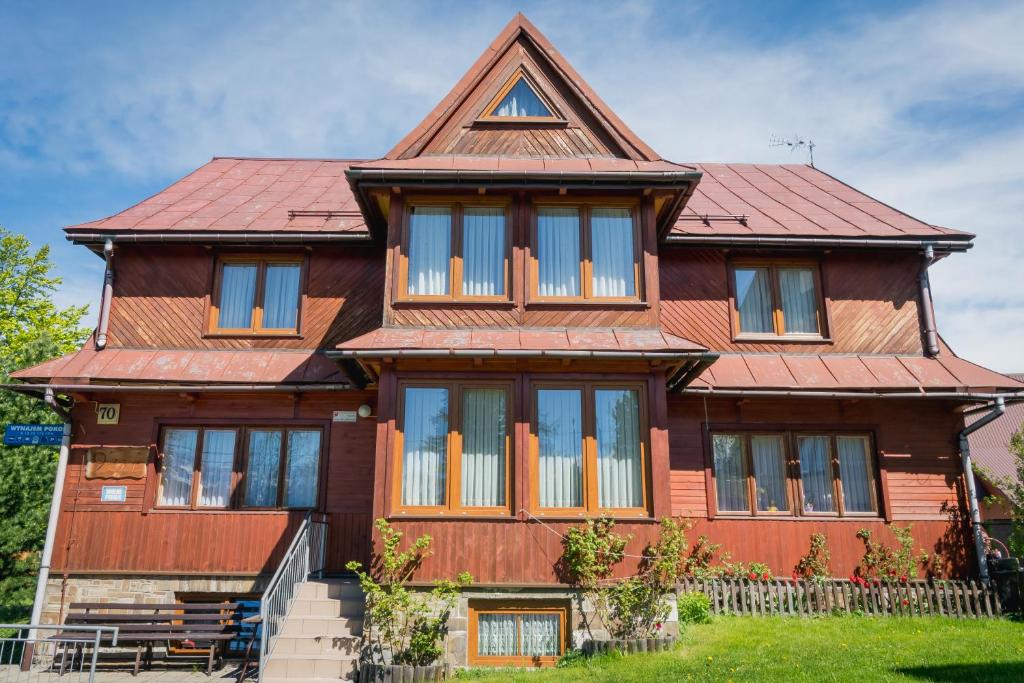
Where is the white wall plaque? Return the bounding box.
[100,485,127,503]
[333,410,357,423]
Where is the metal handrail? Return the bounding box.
[0,624,119,683]
[257,511,327,679]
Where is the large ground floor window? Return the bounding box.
[157,425,322,510]
[468,602,568,667]
[710,431,879,518]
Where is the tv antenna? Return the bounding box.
[770,135,816,167]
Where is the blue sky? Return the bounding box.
[1,0,1022,369]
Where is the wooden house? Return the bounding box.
[8,13,1022,675]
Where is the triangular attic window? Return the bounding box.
[481,70,559,120]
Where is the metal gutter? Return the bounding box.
[663,234,973,252]
[327,349,708,361]
[345,167,702,184]
[2,383,353,394]
[95,239,114,349]
[678,388,1024,402]
[919,245,940,356]
[958,397,1007,582]
[27,389,73,647]
[66,232,373,246]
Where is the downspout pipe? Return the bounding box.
[95,239,114,350]
[919,244,940,357]
[958,396,1006,583]
[27,389,73,645]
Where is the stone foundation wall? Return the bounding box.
[40,574,267,627]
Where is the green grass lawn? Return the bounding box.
[457,616,1024,682]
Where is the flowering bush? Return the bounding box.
[855,525,929,581]
[794,533,831,580]
[346,519,472,666]
[562,517,686,640]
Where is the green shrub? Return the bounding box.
[676,591,711,624]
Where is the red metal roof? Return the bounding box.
[65,158,367,236]
[968,374,1024,484]
[674,163,969,240]
[335,327,706,357]
[689,354,1023,394]
[10,348,346,385]
[66,158,965,242]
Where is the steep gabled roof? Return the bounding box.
[384,13,661,162]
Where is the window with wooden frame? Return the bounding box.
[709,431,879,517]
[729,259,826,338]
[529,382,650,517]
[530,203,642,302]
[209,255,304,335]
[478,67,562,122]
[156,426,322,510]
[398,202,511,302]
[468,602,568,667]
[393,381,512,515]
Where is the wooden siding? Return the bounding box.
[51,392,376,574]
[659,248,926,354]
[417,36,625,159]
[106,244,384,350]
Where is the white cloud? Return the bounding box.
[1,0,1021,369]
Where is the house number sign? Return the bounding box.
[96,403,121,425]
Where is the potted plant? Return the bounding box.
[347,519,472,682]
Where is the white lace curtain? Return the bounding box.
[494,79,551,117]
[218,264,257,328]
[461,388,506,508]
[285,430,321,508]
[245,430,282,507]
[263,264,301,329]
[408,207,451,295]
[537,208,580,297]
[712,434,748,511]
[838,436,874,512]
[779,268,818,333]
[462,208,505,296]
[477,613,559,657]
[537,389,583,508]
[198,429,235,507]
[751,435,787,512]
[590,208,635,297]
[595,389,642,509]
[160,428,198,506]
[798,436,834,512]
[401,387,449,507]
[734,267,773,333]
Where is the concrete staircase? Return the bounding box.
[261,579,365,682]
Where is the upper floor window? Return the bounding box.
[400,203,509,301]
[730,260,825,338]
[210,256,303,335]
[530,382,649,516]
[395,381,511,515]
[157,425,322,510]
[710,431,878,517]
[479,68,560,122]
[532,205,641,302]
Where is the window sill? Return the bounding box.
[391,299,516,309]
[526,512,656,522]
[710,514,881,522]
[733,334,831,344]
[146,508,311,515]
[388,512,514,521]
[204,332,303,340]
[525,300,650,310]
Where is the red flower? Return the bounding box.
[902,599,909,606]
[748,571,758,580]
[762,572,771,581]
[873,579,881,587]
[656,623,663,630]
[791,571,799,581]
[899,575,908,584]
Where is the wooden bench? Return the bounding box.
[54,602,245,676]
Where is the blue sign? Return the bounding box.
[4,424,64,446]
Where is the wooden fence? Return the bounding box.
[677,577,1002,618]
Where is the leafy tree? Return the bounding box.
[981,426,1024,558]
[0,228,89,623]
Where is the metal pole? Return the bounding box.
[27,392,72,645]
[958,397,1006,583]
